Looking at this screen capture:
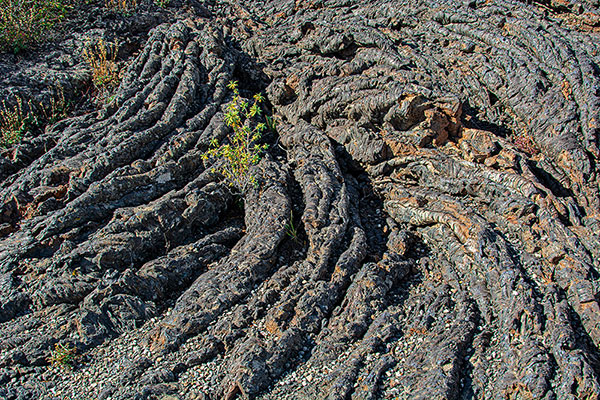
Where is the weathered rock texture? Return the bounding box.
[1,0,600,399]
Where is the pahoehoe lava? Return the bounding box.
[1,0,600,399]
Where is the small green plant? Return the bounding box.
[47,342,77,369]
[83,39,120,99]
[202,81,269,194]
[285,211,300,243]
[265,115,278,134]
[154,0,169,7]
[0,97,37,148]
[0,0,70,53]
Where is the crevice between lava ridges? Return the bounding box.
[1,0,600,399]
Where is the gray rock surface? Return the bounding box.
[1,0,600,399]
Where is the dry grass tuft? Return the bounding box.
[83,39,121,98]
[105,0,138,14]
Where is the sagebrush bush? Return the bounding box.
[202,81,269,194]
[0,0,69,53]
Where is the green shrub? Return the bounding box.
[47,342,77,369]
[202,81,269,194]
[0,0,70,53]
[0,97,37,148]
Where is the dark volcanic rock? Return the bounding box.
[1,0,600,399]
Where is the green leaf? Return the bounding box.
[250,104,261,116]
[227,81,238,90]
[253,93,265,103]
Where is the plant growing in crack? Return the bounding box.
[285,211,301,243]
[83,38,120,102]
[47,342,77,370]
[0,97,37,148]
[202,80,269,194]
[42,84,73,124]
